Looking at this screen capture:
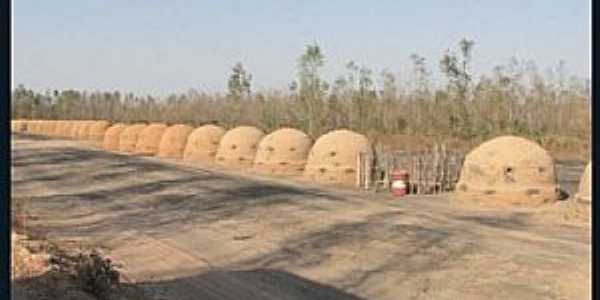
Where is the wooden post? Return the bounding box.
[383,153,390,191]
[424,151,428,194]
[447,152,461,191]
[447,153,453,191]
[454,153,460,190]
[409,153,414,194]
[433,144,439,194]
[413,152,418,194]
[413,152,417,194]
[429,149,434,194]
[440,143,446,193]
[416,152,421,195]
[431,145,435,194]
[356,152,362,189]
[422,152,426,194]
[365,153,371,190]
[417,152,422,195]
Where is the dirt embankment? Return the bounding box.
[11,197,143,300]
[11,232,51,281]
[12,230,100,300]
[11,231,149,300]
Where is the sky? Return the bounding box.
[13,0,590,96]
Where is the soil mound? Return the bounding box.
[27,120,39,135]
[134,123,168,155]
[53,121,66,137]
[60,121,74,138]
[44,121,56,136]
[253,128,312,174]
[215,126,265,167]
[12,120,27,133]
[157,124,195,159]
[456,135,559,205]
[103,123,128,151]
[88,121,111,143]
[118,124,147,153]
[304,129,372,186]
[68,121,83,138]
[182,125,226,163]
[76,120,94,140]
[13,120,25,133]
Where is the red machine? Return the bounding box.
[391,169,409,197]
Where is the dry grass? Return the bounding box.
[10,52,590,158]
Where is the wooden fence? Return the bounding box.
[356,144,465,194]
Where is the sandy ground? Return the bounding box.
[11,135,591,300]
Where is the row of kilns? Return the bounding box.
[12,119,591,206]
[12,120,372,186]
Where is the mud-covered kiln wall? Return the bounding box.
[157,124,194,159]
[182,125,226,163]
[456,135,558,204]
[88,121,111,143]
[103,123,128,151]
[304,129,372,185]
[118,124,147,153]
[134,123,168,155]
[215,126,265,167]
[253,128,312,174]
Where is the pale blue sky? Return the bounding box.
[13,0,590,95]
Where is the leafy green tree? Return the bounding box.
[440,38,475,136]
[297,43,328,137]
[410,54,430,100]
[226,62,252,125]
[55,90,82,119]
[409,54,432,134]
[344,61,377,132]
[227,62,252,102]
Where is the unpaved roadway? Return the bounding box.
[11,135,590,300]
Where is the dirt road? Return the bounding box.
[11,135,590,300]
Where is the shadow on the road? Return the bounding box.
[231,210,475,291]
[128,268,367,300]
[13,141,348,237]
[12,133,53,141]
[455,212,532,230]
[13,268,366,300]
[12,138,480,295]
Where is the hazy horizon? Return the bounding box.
[13,0,590,96]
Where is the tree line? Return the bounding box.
[12,39,590,150]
